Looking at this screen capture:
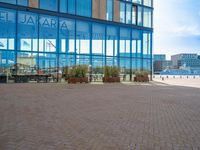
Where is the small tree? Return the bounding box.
[134,70,149,82]
[68,66,76,78]
[104,66,111,77]
[68,65,88,78]
[111,66,120,77]
[104,66,120,77]
[79,65,88,78]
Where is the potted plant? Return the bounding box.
[68,65,88,84]
[103,66,120,83]
[134,71,149,82]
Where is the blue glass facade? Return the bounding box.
[0,0,153,82]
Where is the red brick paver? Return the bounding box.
[0,83,200,150]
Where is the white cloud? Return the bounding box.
[153,0,200,57]
[171,25,200,37]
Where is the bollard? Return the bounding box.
[162,77,164,81]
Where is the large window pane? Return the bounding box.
[106,57,118,67]
[77,0,91,17]
[17,52,38,76]
[18,12,38,52]
[77,55,90,65]
[59,18,75,53]
[132,6,137,25]
[106,26,118,56]
[92,23,105,55]
[0,0,16,4]
[60,0,67,13]
[120,28,131,57]
[0,50,15,76]
[0,8,16,51]
[143,8,152,28]
[137,6,142,26]
[39,15,58,52]
[68,0,75,14]
[120,57,131,81]
[132,30,142,58]
[126,3,131,24]
[38,53,57,81]
[40,0,58,11]
[106,0,113,21]
[144,0,152,7]
[59,54,75,81]
[120,2,125,23]
[17,0,28,6]
[143,58,151,72]
[136,58,142,71]
[143,32,151,59]
[76,21,90,54]
[92,56,104,81]
[132,0,141,4]
[59,54,75,69]
[132,58,137,73]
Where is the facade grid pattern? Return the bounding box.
[0,0,153,82]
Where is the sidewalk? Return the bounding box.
[1,83,200,149]
[154,77,200,88]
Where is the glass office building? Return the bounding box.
[0,0,153,82]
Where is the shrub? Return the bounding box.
[68,65,88,78]
[111,66,120,77]
[104,66,111,78]
[135,71,149,78]
[104,66,120,78]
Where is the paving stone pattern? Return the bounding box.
[0,83,200,150]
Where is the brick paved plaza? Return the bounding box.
[0,83,200,150]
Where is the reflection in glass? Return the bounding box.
[120,2,125,23]
[106,26,118,56]
[39,15,58,52]
[59,18,75,53]
[143,8,152,28]
[120,28,131,57]
[18,12,38,52]
[92,23,105,55]
[0,8,16,51]
[106,0,113,21]
[126,3,132,24]
[76,21,90,54]
[40,0,58,11]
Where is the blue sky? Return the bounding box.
[154,0,200,59]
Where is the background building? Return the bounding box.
[154,54,166,62]
[171,53,200,69]
[153,54,172,73]
[0,0,153,82]
[156,53,200,75]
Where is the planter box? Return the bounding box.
[0,76,7,83]
[103,77,120,83]
[134,76,149,82]
[68,77,88,84]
